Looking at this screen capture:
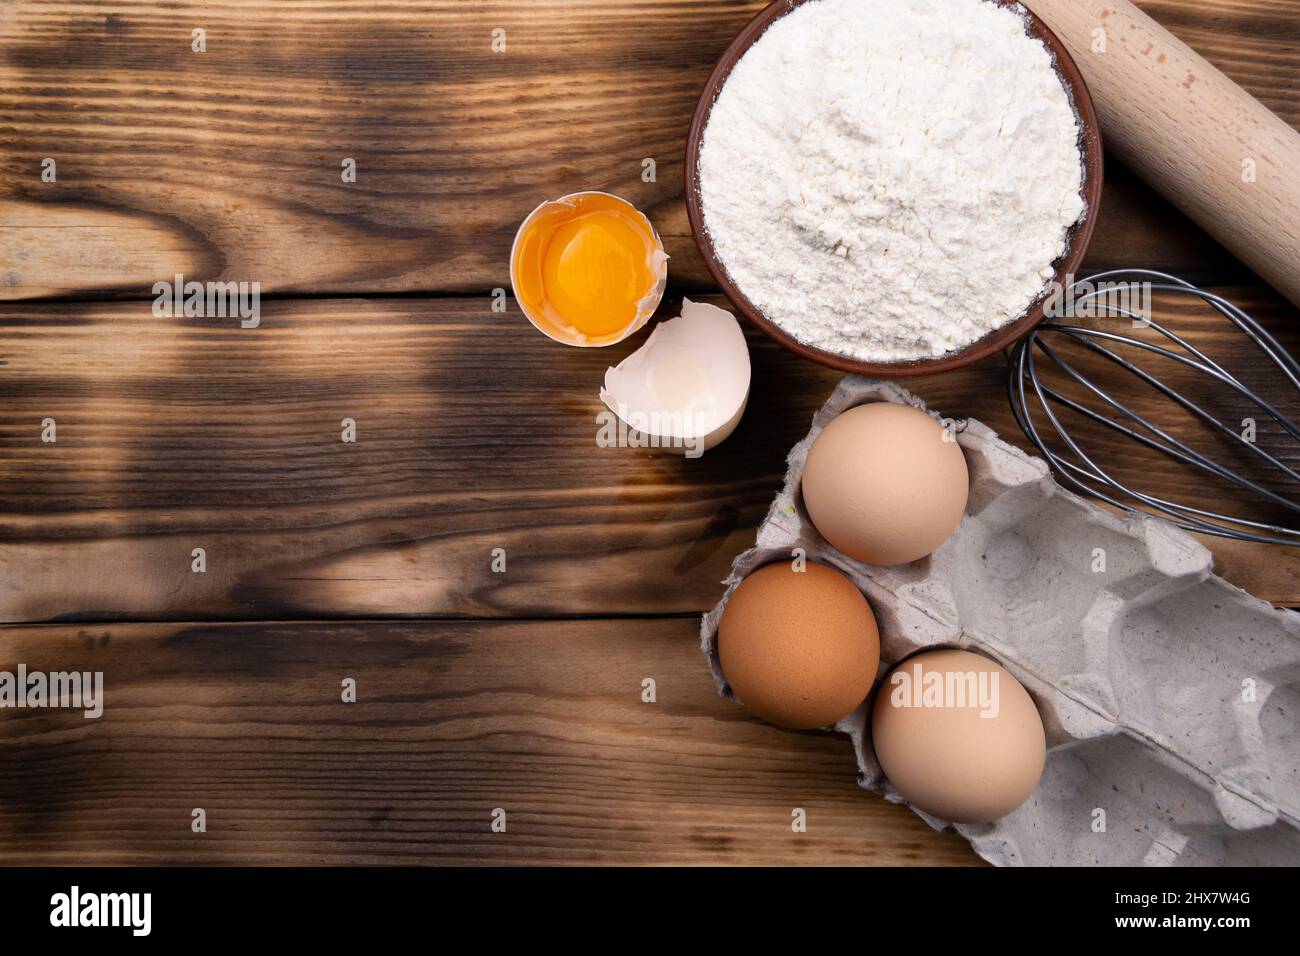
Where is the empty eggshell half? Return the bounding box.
[599,299,750,457]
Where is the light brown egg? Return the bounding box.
[718,561,880,729]
[801,402,969,566]
[871,648,1046,823]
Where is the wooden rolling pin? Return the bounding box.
[1021,0,1300,307]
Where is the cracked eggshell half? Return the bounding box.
[599,299,750,457]
[510,191,668,348]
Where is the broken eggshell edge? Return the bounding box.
[509,190,669,348]
[599,298,751,456]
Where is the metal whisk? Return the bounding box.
[1007,269,1300,546]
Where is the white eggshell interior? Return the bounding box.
[599,299,750,454]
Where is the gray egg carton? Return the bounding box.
[701,376,1300,866]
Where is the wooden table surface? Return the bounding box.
[0,0,1296,865]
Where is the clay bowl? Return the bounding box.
[684,0,1104,377]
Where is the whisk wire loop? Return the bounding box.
[1007,271,1300,546]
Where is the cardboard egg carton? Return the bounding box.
[701,376,1300,866]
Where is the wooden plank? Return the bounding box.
[0,617,981,865]
[3,0,1297,299]
[2,291,1296,623]
[0,295,839,621]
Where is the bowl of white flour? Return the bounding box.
[685,0,1103,376]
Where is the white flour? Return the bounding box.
[699,0,1085,363]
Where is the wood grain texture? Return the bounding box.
[1,0,1297,872]
[2,0,1297,299]
[0,617,981,865]
[1138,0,1300,123]
[0,295,840,622]
[2,291,1296,624]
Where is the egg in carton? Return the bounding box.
[700,376,1300,866]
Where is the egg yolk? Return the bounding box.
[513,193,660,344]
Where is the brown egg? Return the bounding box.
[801,402,969,566]
[871,649,1046,823]
[718,561,880,729]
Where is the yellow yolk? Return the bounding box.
[512,193,662,345]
